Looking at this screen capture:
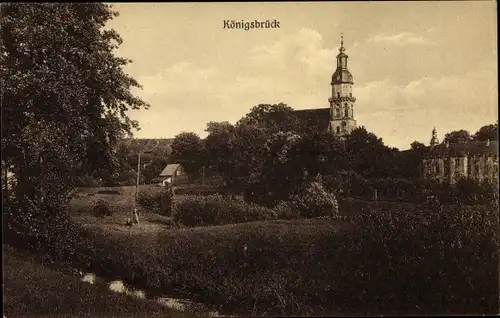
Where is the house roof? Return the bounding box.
[425,141,498,158]
[292,108,331,133]
[159,164,182,177]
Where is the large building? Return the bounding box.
[422,128,499,184]
[294,35,357,136]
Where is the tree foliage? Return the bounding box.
[204,121,235,180]
[170,132,205,176]
[236,103,299,134]
[344,126,397,179]
[473,123,498,141]
[443,130,471,144]
[1,4,148,224]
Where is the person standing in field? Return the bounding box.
[133,208,140,225]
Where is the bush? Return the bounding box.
[174,194,277,227]
[273,200,300,220]
[174,185,228,196]
[334,198,499,313]
[137,186,174,216]
[96,189,122,195]
[92,199,113,218]
[73,176,101,187]
[324,170,373,200]
[290,181,339,218]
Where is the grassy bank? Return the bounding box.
[7,188,499,316]
[2,245,195,318]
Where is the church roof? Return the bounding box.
[292,108,331,133]
[332,69,354,84]
[425,141,498,158]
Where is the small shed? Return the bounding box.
[159,163,185,186]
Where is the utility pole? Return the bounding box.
[202,165,205,186]
[135,152,141,206]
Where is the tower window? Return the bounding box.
[336,126,340,134]
[344,108,349,117]
[337,92,340,98]
[349,92,352,97]
[335,108,340,118]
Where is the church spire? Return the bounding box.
[430,127,439,147]
[336,33,349,70]
[339,32,345,53]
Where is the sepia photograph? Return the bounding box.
[1,2,498,317]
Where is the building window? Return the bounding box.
[335,108,340,117]
[336,126,340,134]
[337,92,340,98]
[344,108,349,117]
[455,158,460,167]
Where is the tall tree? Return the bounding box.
[236,103,299,134]
[204,121,235,181]
[443,130,471,144]
[1,4,148,223]
[393,141,428,180]
[170,132,205,177]
[345,126,394,179]
[473,123,498,141]
[298,131,347,179]
[410,141,426,150]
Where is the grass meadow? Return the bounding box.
[5,185,499,317]
[2,245,196,318]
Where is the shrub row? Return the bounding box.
[173,185,229,196]
[174,194,277,227]
[137,186,174,216]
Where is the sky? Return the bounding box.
[107,2,497,150]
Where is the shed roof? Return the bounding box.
[159,164,182,177]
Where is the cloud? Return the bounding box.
[130,29,338,138]
[368,32,434,46]
[250,28,336,76]
[129,28,496,150]
[136,62,220,96]
[355,63,497,148]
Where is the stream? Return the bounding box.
[80,272,234,317]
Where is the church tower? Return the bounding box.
[430,127,439,147]
[328,34,357,136]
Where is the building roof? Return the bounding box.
[159,164,182,177]
[425,140,498,158]
[331,68,354,84]
[292,108,331,133]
